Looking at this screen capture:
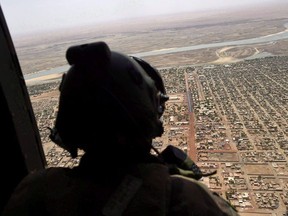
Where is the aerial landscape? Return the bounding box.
[11,1,288,215]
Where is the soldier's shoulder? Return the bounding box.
[15,167,72,191]
[169,175,239,216]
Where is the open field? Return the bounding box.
[14,1,288,76]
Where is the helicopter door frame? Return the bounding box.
[0,5,46,213]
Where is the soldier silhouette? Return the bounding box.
[3,41,239,216]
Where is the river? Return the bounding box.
[24,23,288,80]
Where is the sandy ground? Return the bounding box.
[26,73,63,86]
[25,45,256,86]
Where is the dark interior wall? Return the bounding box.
[0,85,28,212]
[0,5,46,213]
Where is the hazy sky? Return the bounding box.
[0,0,276,35]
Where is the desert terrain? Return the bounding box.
[17,1,288,79]
[16,1,288,215]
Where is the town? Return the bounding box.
[28,55,288,215]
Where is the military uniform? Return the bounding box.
[3,160,239,216]
[3,42,239,216]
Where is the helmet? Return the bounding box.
[49,41,169,157]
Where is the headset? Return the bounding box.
[49,41,169,158]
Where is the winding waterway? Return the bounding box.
[24,22,288,80]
